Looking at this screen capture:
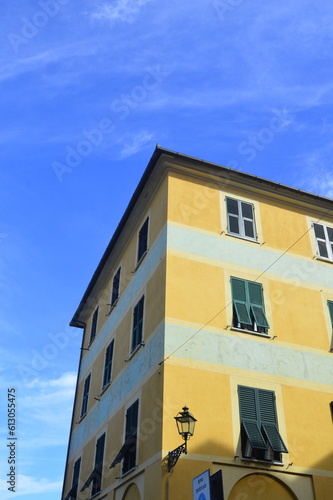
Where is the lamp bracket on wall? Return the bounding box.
[167,443,186,472]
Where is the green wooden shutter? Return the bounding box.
[238,386,267,450]
[258,389,288,453]
[248,282,269,328]
[231,278,252,325]
[328,301,333,326]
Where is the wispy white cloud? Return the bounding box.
[0,41,97,83]
[25,372,76,389]
[0,475,62,499]
[119,130,154,158]
[292,143,333,198]
[300,166,333,199]
[92,0,154,23]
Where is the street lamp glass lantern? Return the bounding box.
[174,406,197,440]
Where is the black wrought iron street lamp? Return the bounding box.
[167,406,197,472]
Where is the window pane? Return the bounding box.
[328,301,333,325]
[111,268,121,306]
[241,202,253,220]
[229,215,239,234]
[90,308,99,342]
[318,240,329,258]
[314,223,325,239]
[327,226,333,242]
[226,198,239,215]
[137,218,149,262]
[244,219,255,239]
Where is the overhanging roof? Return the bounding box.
[70,145,333,327]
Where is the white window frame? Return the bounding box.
[226,197,257,241]
[313,222,333,262]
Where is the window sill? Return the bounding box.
[314,255,333,264]
[240,457,285,467]
[99,382,111,397]
[121,466,137,479]
[107,299,119,316]
[224,232,260,244]
[77,412,87,424]
[89,336,96,347]
[229,327,272,339]
[134,250,148,272]
[125,342,145,362]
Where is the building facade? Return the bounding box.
[62,147,333,500]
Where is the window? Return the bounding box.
[111,267,121,307]
[238,386,288,462]
[131,296,144,352]
[123,400,139,473]
[80,433,105,496]
[231,277,269,333]
[80,374,91,418]
[313,224,333,260]
[92,433,105,496]
[226,197,256,240]
[109,400,139,474]
[137,217,149,263]
[63,457,81,500]
[90,307,99,343]
[102,340,114,389]
[313,223,333,261]
[328,301,333,327]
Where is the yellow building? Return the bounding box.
[62,147,333,500]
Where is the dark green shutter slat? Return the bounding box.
[251,305,270,328]
[111,268,121,306]
[328,301,333,326]
[234,301,252,325]
[137,218,149,261]
[231,278,247,302]
[95,434,105,465]
[242,421,267,450]
[126,400,139,438]
[258,390,277,424]
[262,424,288,453]
[248,282,263,305]
[73,457,81,485]
[238,386,257,421]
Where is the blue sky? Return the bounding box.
[1,0,333,498]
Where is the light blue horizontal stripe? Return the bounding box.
[168,225,333,289]
[165,324,333,386]
[69,325,164,459]
[79,226,167,380]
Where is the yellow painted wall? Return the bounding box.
[163,364,233,458]
[282,386,333,470]
[269,279,329,349]
[167,172,221,232]
[165,254,225,329]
